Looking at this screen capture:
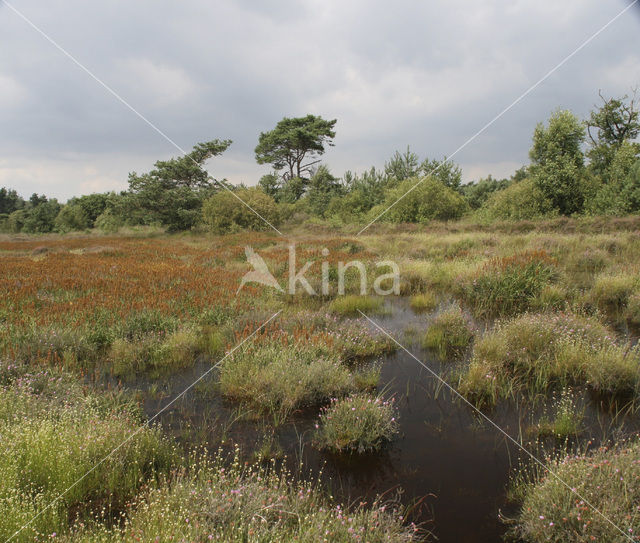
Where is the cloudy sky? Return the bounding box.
[1,0,639,201]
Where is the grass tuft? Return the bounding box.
[314,393,399,453]
[329,295,385,316]
[422,305,474,359]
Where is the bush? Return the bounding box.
[513,440,640,543]
[202,188,280,233]
[95,209,124,233]
[478,178,554,221]
[314,394,399,453]
[375,176,469,223]
[422,305,474,359]
[54,204,90,233]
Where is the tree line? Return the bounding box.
[1,90,638,234]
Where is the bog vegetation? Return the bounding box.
[1,89,640,542]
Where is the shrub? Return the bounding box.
[461,250,557,317]
[478,178,555,221]
[54,204,90,233]
[329,295,385,316]
[422,305,474,359]
[314,394,399,453]
[375,176,469,223]
[202,188,280,233]
[95,209,124,233]
[512,440,640,543]
[409,292,438,312]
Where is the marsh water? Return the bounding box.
[117,298,640,543]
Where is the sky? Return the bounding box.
[1,0,639,201]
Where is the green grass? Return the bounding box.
[328,295,385,316]
[0,363,177,542]
[512,440,640,542]
[460,251,557,318]
[459,312,640,406]
[591,273,638,315]
[409,292,439,313]
[535,389,584,439]
[314,393,399,453]
[422,306,474,359]
[77,454,419,542]
[217,338,354,419]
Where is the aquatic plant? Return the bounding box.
[314,393,399,453]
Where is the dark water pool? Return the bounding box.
[118,298,640,542]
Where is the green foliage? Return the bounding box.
[278,176,307,203]
[462,175,512,209]
[202,187,280,233]
[66,193,110,227]
[94,209,124,233]
[255,114,336,181]
[127,140,231,231]
[586,91,640,177]
[258,172,281,200]
[478,178,554,221]
[54,204,90,233]
[0,187,24,215]
[375,176,469,223]
[383,148,462,190]
[586,150,640,215]
[21,196,62,234]
[529,109,586,215]
[419,156,463,190]
[314,394,399,453]
[384,146,420,183]
[306,165,344,216]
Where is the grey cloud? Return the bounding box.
[0,0,639,199]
